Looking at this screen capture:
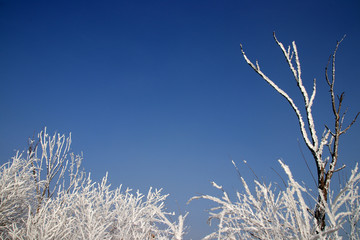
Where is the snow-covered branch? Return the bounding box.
[240,35,319,164]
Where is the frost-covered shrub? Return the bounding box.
[0,154,36,238]
[190,160,360,240]
[6,174,186,240]
[0,129,186,240]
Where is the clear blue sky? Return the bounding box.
[1,0,359,238]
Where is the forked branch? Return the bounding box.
[240,33,321,168]
[323,35,359,192]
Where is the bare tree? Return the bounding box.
[240,33,359,230]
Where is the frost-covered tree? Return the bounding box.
[240,33,359,231]
[189,34,359,239]
[0,128,186,239]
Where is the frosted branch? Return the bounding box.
[273,33,319,151]
[240,42,316,157]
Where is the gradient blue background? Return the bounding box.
[1,1,359,238]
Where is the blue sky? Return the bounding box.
[1,0,360,238]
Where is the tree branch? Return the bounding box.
[340,112,360,135]
[240,43,316,156]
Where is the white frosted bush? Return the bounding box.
[190,160,360,240]
[0,153,36,239]
[0,129,186,240]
